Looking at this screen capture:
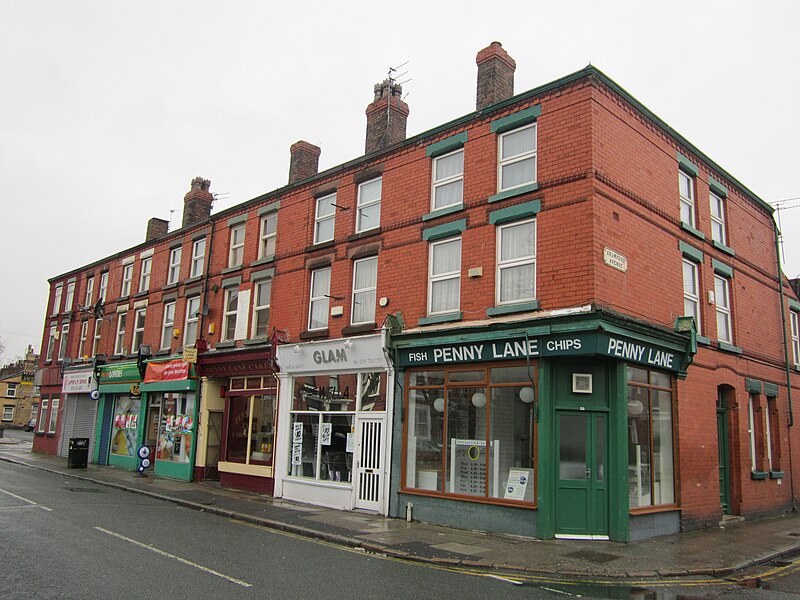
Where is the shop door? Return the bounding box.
[717,403,731,515]
[205,411,223,481]
[555,411,608,539]
[97,397,115,465]
[354,415,384,511]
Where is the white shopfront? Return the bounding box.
[275,333,393,515]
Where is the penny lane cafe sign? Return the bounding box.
[398,333,683,372]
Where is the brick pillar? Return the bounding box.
[288,141,322,184]
[182,177,213,228]
[145,217,169,241]
[476,41,516,110]
[365,80,410,154]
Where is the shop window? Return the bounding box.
[431,148,464,211]
[110,395,141,457]
[226,394,276,465]
[314,193,336,244]
[288,372,387,483]
[627,366,675,508]
[496,219,536,305]
[356,177,382,233]
[351,256,377,325]
[167,247,182,285]
[404,365,536,503]
[48,397,59,433]
[37,399,48,432]
[155,392,196,464]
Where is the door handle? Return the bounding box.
[585,468,592,480]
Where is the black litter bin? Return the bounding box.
[67,437,89,468]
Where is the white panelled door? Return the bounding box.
[354,415,384,511]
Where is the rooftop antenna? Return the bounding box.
[168,209,176,230]
[771,196,800,267]
[212,192,230,208]
[386,61,411,129]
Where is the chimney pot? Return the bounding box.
[365,79,410,154]
[182,177,214,228]
[476,41,516,110]
[288,141,322,184]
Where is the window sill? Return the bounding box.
[155,349,171,356]
[134,291,148,298]
[183,276,203,285]
[488,182,538,204]
[751,470,768,480]
[305,241,335,253]
[341,323,377,336]
[347,228,382,242]
[162,283,179,291]
[299,329,329,341]
[116,296,130,303]
[422,203,464,222]
[243,337,269,346]
[696,335,711,346]
[770,470,785,479]
[215,341,235,349]
[718,342,742,355]
[418,312,462,327]
[222,265,243,275]
[250,257,275,268]
[487,301,540,317]
[712,240,735,256]
[680,222,706,240]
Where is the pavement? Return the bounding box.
[2,435,800,581]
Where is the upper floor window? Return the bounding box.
[428,237,461,315]
[139,258,152,293]
[356,178,382,233]
[222,289,239,341]
[229,225,245,268]
[252,280,271,338]
[496,219,536,305]
[120,264,133,297]
[259,214,277,260]
[790,310,799,368]
[52,284,63,315]
[184,297,201,347]
[314,193,336,244]
[64,281,75,312]
[85,276,94,307]
[99,272,108,303]
[161,301,176,350]
[191,239,206,278]
[92,320,102,357]
[46,323,57,361]
[132,308,147,353]
[6,383,17,398]
[78,321,88,358]
[679,170,695,228]
[48,397,59,434]
[114,312,127,355]
[432,149,463,211]
[308,267,331,330]
[498,124,537,193]
[714,275,732,344]
[167,247,182,285]
[57,323,69,361]
[682,259,701,333]
[352,257,377,325]
[710,191,727,245]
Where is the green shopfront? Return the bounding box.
[389,309,694,542]
[94,362,144,470]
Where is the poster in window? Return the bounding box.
[503,469,532,500]
[321,422,332,446]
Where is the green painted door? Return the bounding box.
[717,404,731,515]
[555,411,608,538]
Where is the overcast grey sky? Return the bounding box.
[1,1,798,362]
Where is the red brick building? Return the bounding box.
[35,42,800,541]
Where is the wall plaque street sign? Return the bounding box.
[603,247,628,272]
[183,347,198,364]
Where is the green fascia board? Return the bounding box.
[422,203,464,222]
[708,176,728,198]
[426,131,468,158]
[489,200,542,225]
[789,299,800,312]
[680,222,706,240]
[140,379,197,392]
[745,378,763,394]
[251,267,275,282]
[227,214,247,227]
[712,240,736,256]
[99,383,136,393]
[712,259,733,278]
[221,275,242,288]
[763,382,779,397]
[677,151,699,177]
[417,312,463,326]
[598,322,688,354]
[488,182,539,204]
[679,240,704,263]
[486,300,541,316]
[718,342,742,355]
[490,105,542,134]
[257,200,280,216]
[422,218,467,242]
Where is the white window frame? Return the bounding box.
[120,264,133,297]
[191,239,206,278]
[58,323,69,361]
[682,259,701,334]
[85,276,94,307]
[52,284,63,315]
[431,148,464,211]
[222,288,239,341]
[6,383,17,398]
[308,267,331,331]
[496,219,536,306]
[356,177,382,233]
[765,400,773,471]
[92,320,102,357]
[351,256,378,325]
[710,191,727,245]
[161,301,175,350]
[791,311,799,367]
[46,323,57,362]
[679,170,696,228]
[64,281,75,312]
[428,237,462,316]
[2,406,13,421]
[99,272,108,302]
[139,257,152,293]
[48,397,59,434]
[251,279,271,338]
[498,123,537,193]
[228,225,246,268]
[748,395,757,471]
[184,297,200,346]
[258,214,277,260]
[132,308,146,353]
[37,399,48,433]
[167,247,182,285]
[714,275,732,344]
[114,312,127,355]
[78,321,89,358]
[314,193,336,245]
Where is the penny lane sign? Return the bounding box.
[398,333,682,372]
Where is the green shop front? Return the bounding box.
[95,362,144,470]
[390,309,694,542]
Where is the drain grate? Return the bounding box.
[786,532,800,537]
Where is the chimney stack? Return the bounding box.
[365,79,410,154]
[182,177,213,228]
[476,41,516,110]
[288,141,322,184]
[145,217,169,241]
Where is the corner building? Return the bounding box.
[34,42,799,541]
